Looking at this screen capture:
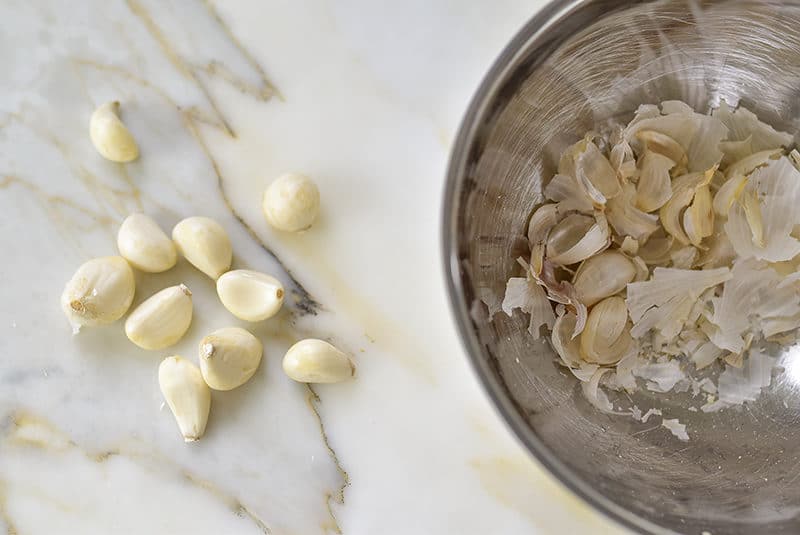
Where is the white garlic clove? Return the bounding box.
[158,356,210,442]
[61,256,135,332]
[117,213,177,273]
[579,296,632,365]
[572,251,636,307]
[262,173,320,232]
[546,212,610,266]
[198,327,263,391]
[282,339,355,384]
[216,270,284,322]
[125,284,193,350]
[89,101,139,162]
[635,151,675,212]
[172,216,232,280]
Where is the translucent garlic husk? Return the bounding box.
[683,184,714,246]
[575,139,622,202]
[635,129,687,169]
[659,168,714,244]
[580,296,633,365]
[572,251,636,307]
[725,148,782,178]
[636,151,675,212]
[713,174,748,217]
[551,312,582,368]
[527,203,561,245]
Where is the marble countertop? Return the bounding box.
[0,1,629,533]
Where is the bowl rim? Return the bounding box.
[440,1,674,533]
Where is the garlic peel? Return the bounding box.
[89,101,139,162]
[636,151,675,212]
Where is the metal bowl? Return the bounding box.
[442,1,800,533]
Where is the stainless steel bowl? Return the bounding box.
[443,1,800,533]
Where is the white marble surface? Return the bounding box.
[0,1,629,533]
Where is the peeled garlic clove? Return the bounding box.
[580,296,632,365]
[282,339,355,384]
[199,327,262,391]
[572,251,636,306]
[635,151,675,212]
[635,130,687,169]
[117,213,177,273]
[125,285,193,350]
[262,173,320,232]
[61,256,135,332]
[546,213,610,266]
[216,270,284,322]
[158,356,210,442]
[527,203,561,245]
[89,101,139,162]
[172,216,232,279]
[713,174,748,217]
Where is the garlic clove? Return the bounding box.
[89,101,139,162]
[262,173,320,232]
[198,327,263,391]
[125,284,193,350]
[551,312,582,368]
[606,181,660,242]
[683,185,714,246]
[713,174,749,217]
[546,212,610,266]
[635,151,675,212]
[117,213,177,273]
[527,203,561,245]
[172,216,232,280]
[659,169,714,245]
[635,130,688,169]
[61,256,135,332]
[574,140,622,201]
[282,339,355,384]
[572,251,636,307]
[158,356,210,442]
[216,270,284,322]
[580,296,632,364]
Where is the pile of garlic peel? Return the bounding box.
[503,99,800,433]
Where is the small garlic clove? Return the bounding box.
[579,296,632,365]
[172,216,232,279]
[158,356,210,442]
[572,251,636,307]
[216,270,284,322]
[117,213,177,273]
[61,256,135,332]
[198,327,263,391]
[262,173,320,232]
[125,284,193,350]
[546,212,610,266]
[282,339,355,384]
[89,101,139,162]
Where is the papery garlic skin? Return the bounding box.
[61,256,135,332]
[199,327,263,391]
[282,339,355,384]
[117,213,177,273]
[172,216,232,280]
[89,101,139,162]
[262,173,320,232]
[125,285,193,350]
[216,270,284,322]
[158,356,210,442]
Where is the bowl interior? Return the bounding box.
[445,1,800,533]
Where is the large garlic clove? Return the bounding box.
[282,339,355,384]
[89,101,139,162]
[682,185,714,246]
[216,270,284,322]
[635,151,675,212]
[546,213,610,266]
[659,169,714,245]
[125,285,193,350]
[117,213,177,273]
[61,256,135,332]
[158,356,210,442]
[262,173,320,232]
[635,130,687,169]
[572,251,636,306]
[172,216,232,280]
[580,296,633,365]
[199,327,263,391]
